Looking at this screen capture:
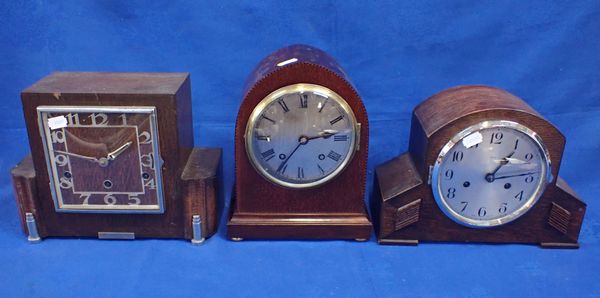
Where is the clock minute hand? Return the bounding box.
[107,141,133,160]
[494,171,539,180]
[485,151,515,182]
[276,136,309,173]
[53,150,100,163]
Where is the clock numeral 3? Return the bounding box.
[334,135,348,142]
[139,131,152,144]
[141,153,154,169]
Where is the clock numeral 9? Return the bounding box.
[138,131,152,144]
[141,153,154,169]
[490,132,503,144]
[104,194,117,205]
[89,113,108,126]
[128,195,141,205]
[444,169,454,180]
[51,130,65,144]
[54,154,69,167]
[59,177,72,189]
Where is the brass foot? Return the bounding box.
[355,238,368,242]
[231,237,244,241]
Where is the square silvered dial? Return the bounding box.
[37,106,164,213]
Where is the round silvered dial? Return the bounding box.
[432,120,552,227]
[245,83,358,189]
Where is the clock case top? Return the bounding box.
[372,85,586,248]
[15,72,222,241]
[229,45,372,240]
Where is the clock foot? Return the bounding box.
[540,242,579,249]
[191,238,205,245]
[231,237,244,241]
[355,238,368,242]
[25,213,41,244]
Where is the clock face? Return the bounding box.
[432,120,552,227]
[245,83,358,188]
[37,106,164,213]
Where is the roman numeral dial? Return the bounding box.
[245,84,358,188]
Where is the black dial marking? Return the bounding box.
[297,167,305,179]
[277,164,288,174]
[261,148,275,161]
[261,115,276,124]
[329,115,344,125]
[317,164,325,175]
[334,135,348,142]
[278,98,290,113]
[299,94,308,108]
[327,150,342,162]
[318,98,329,112]
[257,135,270,141]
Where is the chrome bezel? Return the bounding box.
[431,120,553,228]
[37,105,165,214]
[244,83,359,189]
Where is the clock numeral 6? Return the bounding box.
[128,195,141,205]
[478,207,487,217]
[59,177,72,189]
[104,194,117,205]
[141,153,154,169]
[138,131,152,144]
[51,130,65,144]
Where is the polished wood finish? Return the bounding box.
[14,72,221,241]
[373,85,586,247]
[228,45,372,240]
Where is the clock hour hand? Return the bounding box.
[494,157,529,165]
[485,151,515,182]
[107,141,133,160]
[276,135,309,173]
[305,129,338,141]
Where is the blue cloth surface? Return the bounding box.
[1,1,599,297]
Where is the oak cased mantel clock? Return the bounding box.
[11,72,222,244]
[372,85,586,248]
[228,44,372,240]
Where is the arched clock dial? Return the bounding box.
[245,83,358,188]
[432,120,552,227]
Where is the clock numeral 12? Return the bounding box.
[89,113,108,126]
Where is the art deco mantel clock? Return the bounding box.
[372,85,586,248]
[11,72,222,244]
[228,44,372,240]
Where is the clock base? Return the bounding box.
[372,152,586,248]
[11,147,223,243]
[227,193,372,240]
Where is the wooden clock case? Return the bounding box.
[228,45,372,240]
[372,85,586,248]
[11,72,222,244]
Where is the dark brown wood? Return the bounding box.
[14,72,222,241]
[373,85,586,247]
[228,45,372,240]
[10,155,39,235]
[181,147,223,239]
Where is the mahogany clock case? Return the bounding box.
[12,72,222,243]
[228,45,372,240]
[372,85,586,248]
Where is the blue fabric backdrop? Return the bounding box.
[1,1,599,297]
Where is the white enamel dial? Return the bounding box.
[245,83,358,188]
[432,120,552,227]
